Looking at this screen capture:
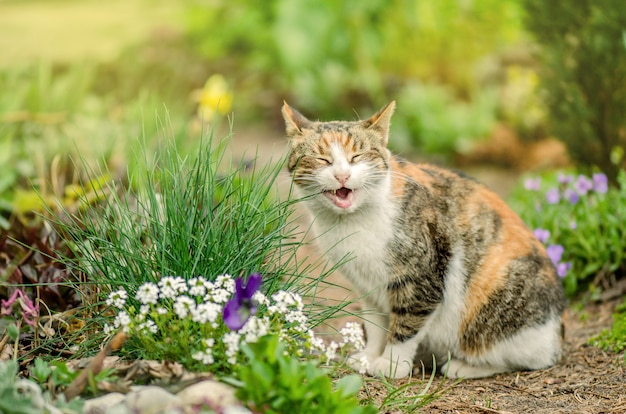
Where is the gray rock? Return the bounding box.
[124,386,182,414]
[176,380,248,412]
[83,392,127,414]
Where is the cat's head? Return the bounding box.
[282,102,395,214]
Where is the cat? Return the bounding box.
[282,101,565,379]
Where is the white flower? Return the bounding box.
[215,274,235,293]
[188,277,208,297]
[173,295,196,319]
[139,305,150,316]
[325,341,339,361]
[136,282,159,305]
[159,276,187,299]
[103,324,115,335]
[106,288,127,309]
[309,335,326,353]
[138,319,158,334]
[340,322,365,351]
[285,310,308,331]
[252,291,270,306]
[191,350,214,365]
[191,302,222,325]
[240,316,270,344]
[209,288,231,304]
[156,307,168,315]
[269,291,304,315]
[224,331,241,364]
[113,310,131,332]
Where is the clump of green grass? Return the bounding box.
[45,121,348,362]
[591,300,626,355]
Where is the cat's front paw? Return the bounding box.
[441,359,505,379]
[367,355,413,379]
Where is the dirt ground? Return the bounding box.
[400,301,625,414]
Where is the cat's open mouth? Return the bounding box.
[323,187,354,209]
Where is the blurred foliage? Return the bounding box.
[521,0,626,183]
[509,170,626,297]
[184,0,526,158]
[0,62,200,227]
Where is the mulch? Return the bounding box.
[369,299,625,414]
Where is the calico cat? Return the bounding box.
[282,101,565,379]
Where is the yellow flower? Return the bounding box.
[193,74,233,121]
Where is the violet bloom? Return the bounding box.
[1,289,39,326]
[570,221,577,230]
[524,177,541,191]
[546,244,564,267]
[556,262,572,279]
[546,188,560,204]
[533,228,550,244]
[574,175,593,196]
[592,173,608,194]
[557,173,574,185]
[563,188,579,205]
[223,273,262,331]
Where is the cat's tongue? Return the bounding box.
[325,187,353,209]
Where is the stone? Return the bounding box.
[124,386,182,414]
[176,380,244,411]
[83,392,127,414]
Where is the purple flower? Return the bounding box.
[556,262,572,278]
[557,173,574,185]
[533,228,550,244]
[574,175,593,196]
[1,289,39,326]
[524,177,541,191]
[592,173,608,194]
[546,188,560,204]
[563,188,579,205]
[223,273,262,331]
[546,244,564,267]
[570,221,577,230]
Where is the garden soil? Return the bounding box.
[374,300,625,414]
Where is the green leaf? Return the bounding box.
[7,323,20,341]
[31,358,52,383]
[336,375,363,399]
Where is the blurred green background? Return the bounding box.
[1,0,624,219]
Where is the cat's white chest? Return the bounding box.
[313,204,396,312]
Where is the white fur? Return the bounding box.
[444,314,563,379]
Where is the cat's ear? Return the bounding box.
[362,101,396,144]
[282,102,312,137]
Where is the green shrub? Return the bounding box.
[521,0,626,183]
[509,170,626,297]
[393,82,498,159]
[229,334,377,414]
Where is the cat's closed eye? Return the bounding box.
[317,157,332,165]
[350,154,363,164]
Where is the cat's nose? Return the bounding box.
[335,173,351,186]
